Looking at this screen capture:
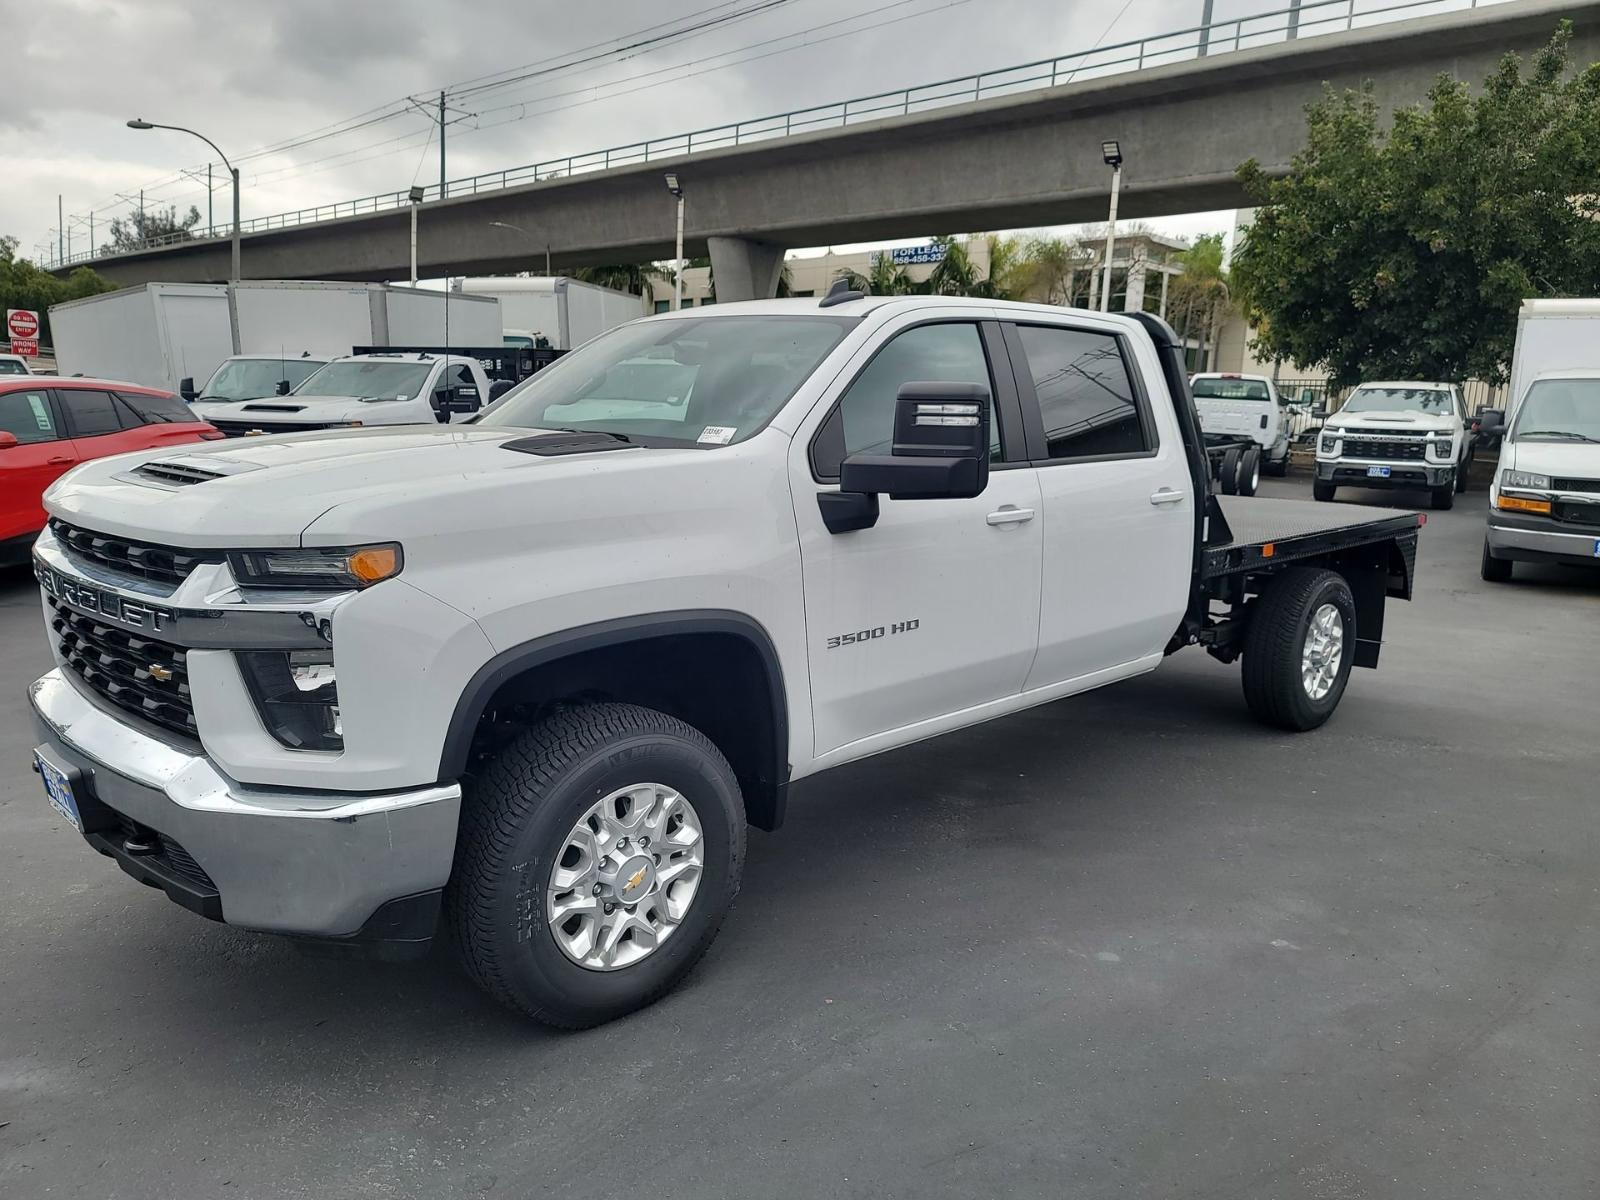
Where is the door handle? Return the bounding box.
[47,456,74,465]
[986,506,1036,526]
[1149,489,1186,506]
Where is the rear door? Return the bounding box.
[0,386,77,542]
[789,313,1043,759]
[1006,318,1193,689]
[57,387,207,463]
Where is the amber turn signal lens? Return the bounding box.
[348,545,401,584]
[1496,494,1551,514]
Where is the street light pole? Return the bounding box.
[408,186,426,285]
[1099,140,1123,313]
[665,174,684,311]
[126,118,241,281]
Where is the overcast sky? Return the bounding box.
[0,0,1422,263]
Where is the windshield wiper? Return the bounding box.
[1519,430,1600,443]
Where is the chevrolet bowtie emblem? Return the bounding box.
[625,866,648,892]
[147,664,175,683]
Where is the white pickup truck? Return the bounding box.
[190,351,494,436]
[1314,381,1473,509]
[1190,371,1293,493]
[27,293,1424,1028]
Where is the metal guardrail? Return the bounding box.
[48,0,1502,270]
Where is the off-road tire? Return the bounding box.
[1240,567,1357,731]
[448,703,745,1028]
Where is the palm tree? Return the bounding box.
[838,252,916,296]
[573,262,674,303]
[1021,235,1079,305]
[1167,233,1234,370]
[927,236,979,296]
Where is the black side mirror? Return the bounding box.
[179,376,196,401]
[487,380,514,402]
[838,382,991,501]
[1312,406,1329,420]
[275,379,292,396]
[1477,409,1505,431]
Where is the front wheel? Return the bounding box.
[1240,567,1357,731]
[1480,537,1513,582]
[448,703,745,1028]
[1312,479,1337,502]
[1430,482,1455,511]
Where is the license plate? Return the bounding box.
[36,750,83,832]
[1593,539,1600,558]
[1366,466,1392,479]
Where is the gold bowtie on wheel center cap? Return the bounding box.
[612,855,655,904]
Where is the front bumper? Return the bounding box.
[1486,512,1600,567]
[1316,461,1454,488]
[30,669,461,942]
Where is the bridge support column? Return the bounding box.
[708,236,785,301]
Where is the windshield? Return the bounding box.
[478,315,857,445]
[201,357,326,401]
[1192,377,1271,402]
[1511,378,1600,443]
[503,334,537,348]
[293,360,431,400]
[1342,386,1456,416]
[0,358,29,376]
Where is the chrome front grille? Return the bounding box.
[48,519,219,588]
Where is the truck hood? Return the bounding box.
[190,395,396,425]
[1499,440,1600,481]
[1325,411,1455,433]
[43,425,649,546]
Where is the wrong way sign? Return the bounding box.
[7,309,40,356]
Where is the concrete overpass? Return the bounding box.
[65,0,1600,299]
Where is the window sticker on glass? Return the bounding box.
[697,425,737,445]
[28,394,51,431]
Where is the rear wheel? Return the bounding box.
[1480,538,1513,582]
[1241,567,1357,731]
[1236,447,1261,496]
[1218,447,1242,495]
[1312,479,1336,502]
[448,703,745,1028]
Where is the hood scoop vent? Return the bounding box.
[502,431,638,457]
[123,455,266,488]
[241,403,305,413]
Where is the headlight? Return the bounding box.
[1319,431,1340,454]
[238,650,342,751]
[1501,470,1550,491]
[1429,436,1455,460]
[229,543,402,589]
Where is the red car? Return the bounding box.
[1,376,222,565]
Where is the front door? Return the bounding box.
[790,315,1043,760]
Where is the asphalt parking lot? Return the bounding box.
[2,474,1597,1200]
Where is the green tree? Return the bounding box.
[1232,23,1600,387]
[572,262,674,303]
[1167,232,1234,370]
[838,252,916,296]
[0,235,118,346]
[108,204,202,251]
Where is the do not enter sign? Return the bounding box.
[7,309,40,357]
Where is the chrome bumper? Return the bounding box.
[29,669,461,937]
[1486,520,1600,564]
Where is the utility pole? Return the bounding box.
[1199,0,1214,56]
[1287,0,1302,40]
[208,162,213,230]
[439,90,447,200]
[58,194,64,264]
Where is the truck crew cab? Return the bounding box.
[190,352,493,436]
[28,294,1423,1028]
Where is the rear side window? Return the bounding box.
[58,388,122,437]
[116,390,195,424]
[0,389,62,443]
[1016,325,1151,460]
[1192,377,1271,401]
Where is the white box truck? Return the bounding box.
[454,276,642,349]
[1507,299,1600,418]
[50,281,503,393]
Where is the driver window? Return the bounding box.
[0,389,61,443]
[814,322,999,478]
